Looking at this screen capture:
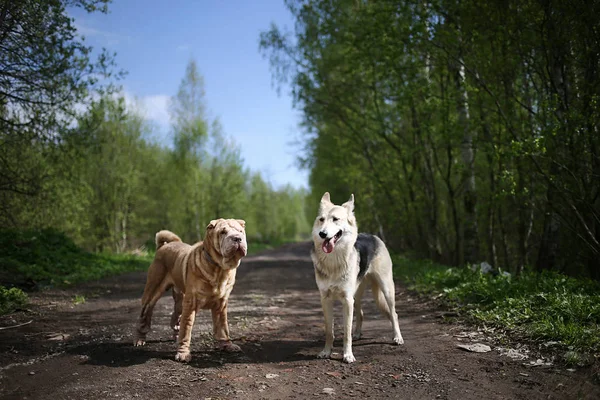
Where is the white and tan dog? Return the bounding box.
[133,219,247,362]
[311,192,403,363]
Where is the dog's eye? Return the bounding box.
[221,230,227,235]
[319,217,325,222]
[333,217,339,222]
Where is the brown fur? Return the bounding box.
[133,219,248,362]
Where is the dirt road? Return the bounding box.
[1,242,598,399]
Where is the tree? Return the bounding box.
[0,0,121,224]
[168,59,210,241]
[261,0,600,278]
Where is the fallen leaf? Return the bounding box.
[325,371,342,378]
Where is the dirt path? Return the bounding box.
[1,242,598,399]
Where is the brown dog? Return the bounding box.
[133,218,248,362]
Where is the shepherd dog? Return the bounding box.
[133,219,248,362]
[311,192,403,363]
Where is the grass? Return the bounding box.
[0,228,152,315]
[0,286,28,315]
[394,255,600,357]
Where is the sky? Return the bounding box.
[70,0,307,189]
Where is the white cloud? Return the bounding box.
[122,92,171,128]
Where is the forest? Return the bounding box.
[260,0,600,279]
[0,0,310,258]
[2,0,600,284]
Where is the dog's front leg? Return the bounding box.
[212,300,241,352]
[175,293,196,362]
[317,295,334,359]
[341,295,356,363]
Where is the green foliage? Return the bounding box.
[0,0,122,212]
[261,0,600,279]
[0,229,151,290]
[0,286,28,315]
[1,61,310,256]
[398,256,600,353]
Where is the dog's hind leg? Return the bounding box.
[353,279,368,340]
[134,266,172,346]
[372,275,404,345]
[170,288,183,339]
[317,295,334,359]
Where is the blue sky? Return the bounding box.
[70,1,307,189]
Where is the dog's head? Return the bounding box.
[312,192,358,254]
[205,218,248,269]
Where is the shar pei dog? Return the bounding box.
[133,218,248,362]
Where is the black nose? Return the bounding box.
[319,231,327,239]
[233,236,242,243]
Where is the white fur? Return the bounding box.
[311,192,404,363]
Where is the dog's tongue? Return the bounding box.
[322,238,335,254]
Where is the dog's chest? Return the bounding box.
[318,279,356,299]
[189,269,235,309]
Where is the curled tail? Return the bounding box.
[155,230,182,250]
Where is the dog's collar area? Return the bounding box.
[203,249,219,267]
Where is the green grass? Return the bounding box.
[0,286,28,315]
[0,228,152,315]
[394,255,600,356]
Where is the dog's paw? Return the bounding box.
[218,341,242,353]
[133,338,146,347]
[175,351,192,362]
[393,336,404,345]
[352,331,361,341]
[343,353,356,363]
[317,349,332,359]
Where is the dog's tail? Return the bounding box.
[155,230,181,250]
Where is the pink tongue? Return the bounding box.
[322,239,334,253]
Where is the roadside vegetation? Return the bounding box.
[395,256,600,361]
[0,229,152,315]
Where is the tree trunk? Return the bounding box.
[452,58,479,265]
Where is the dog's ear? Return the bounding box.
[319,192,332,213]
[236,219,246,229]
[207,219,220,230]
[343,194,356,226]
[320,192,331,204]
[342,194,355,213]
